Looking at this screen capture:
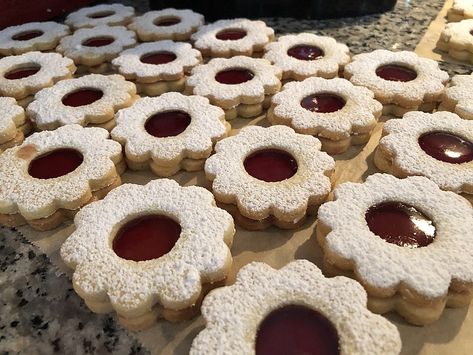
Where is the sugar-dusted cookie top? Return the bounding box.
[0,97,26,145]
[65,4,135,29]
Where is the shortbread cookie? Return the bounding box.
[191,18,274,58]
[375,111,473,201]
[0,125,124,231]
[65,4,135,30]
[317,173,473,325]
[264,33,350,80]
[205,125,334,230]
[60,179,234,330]
[438,74,473,119]
[112,92,229,176]
[0,22,70,55]
[27,74,137,131]
[185,56,282,120]
[344,49,449,116]
[57,25,136,68]
[268,77,382,154]
[438,19,473,63]
[0,97,31,153]
[129,9,204,42]
[448,0,473,22]
[0,51,75,100]
[191,260,401,355]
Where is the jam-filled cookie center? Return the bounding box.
[154,17,181,26]
[62,88,104,107]
[112,215,181,262]
[287,45,324,61]
[301,93,346,113]
[244,149,298,182]
[88,10,115,19]
[82,36,115,47]
[215,68,254,84]
[216,29,247,40]
[365,201,436,248]
[145,110,191,138]
[418,131,473,164]
[375,64,417,82]
[12,30,44,41]
[4,64,41,80]
[255,305,340,355]
[28,148,84,179]
[140,51,177,65]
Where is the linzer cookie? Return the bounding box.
[317,173,473,325]
[60,179,234,331]
[65,4,135,30]
[0,125,124,231]
[438,19,473,63]
[205,125,334,230]
[111,92,229,176]
[0,98,31,153]
[185,56,282,120]
[264,33,350,80]
[344,49,448,116]
[0,22,70,56]
[112,41,202,96]
[191,18,274,58]
[128,8,204,42]
[448,0,473,22]
[191,260,401,355]
[438,74,473,119]
[268,77,382,154]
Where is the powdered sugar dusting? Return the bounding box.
[441,19,473,50]
[65,4,135,29]
[0,97,25,144]
[440,74,473,118]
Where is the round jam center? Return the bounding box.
[154,17,181,26]
[215,69,254,85]
[375,64,417,82]
[12,30,44,41]
[62,89,104,107]
[418,131,473,164]
[88,10,115,18]
[82,36,115,47]
[301,93,346,113]
[4,65,40,80]
[287,45,324,60]
[365,202,436,248]
[140,51,177,65]
[255,305,340,355]
[145,110,191,138]
[216,29,247,40]
[112,215,181,262]
[28,148,84,179]
[244,149,298,182]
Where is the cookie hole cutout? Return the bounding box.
[255,304,340,355]
[88,10,115,19]
[215,29,247,40]
[365,201,436,248]
[375,64,417,82]
[145,110,192,138]
[244,148,298,182]
[28,148,84,179]
[418,131,473,164]
[4,63,41,80]
[140,51,177,65]
[301,93,346,113]
[112,214,181,262]
[287,45,324,60]
[12,30,44,41]
[82,36,115,47]
[215,68,254,85]
[153,16,181,26]
[62,88,104,107]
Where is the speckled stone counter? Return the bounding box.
[0,1,468,354]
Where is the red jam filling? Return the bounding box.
[12,30,44,41]
[301,93,346,113]
[28,148,84,179]
[375,64,417,82]
[154,17,181,26]
[244,149,298,182]
[112,215,181,262]
[287,45,324,61]
[216,29,247,40]
[82,37,115,47]
[255,305,340,355]
[366,201,436,248]
[215,69,254,84]
[88,11,115,19]
[62,89,104,107]
[4,65,40,80]
[140,51,177,65]
[145,110,191,138]
[418,131,473,164]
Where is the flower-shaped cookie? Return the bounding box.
[264,33,350,80]
[129,8,204,42]
[0,21,70,55]
[27,74,137,131]
[0,51,75,100]
[438,74,473,119]
[65,3,135,29]
[0,125,123,231]
[57,25,136,67]
[448,0,473,22]
[344,49,449,116]
[191,260,401,355]
[205,125,335,230]
[374,111,473,200]
[0,97,30,152]
[60,179,234,330]
[268,77,382,154]
[438,19,473,63]
[317,173,473,325]
[186,56,282,120]
[191,18,274,58]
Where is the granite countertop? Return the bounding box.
[0,0,469,354]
